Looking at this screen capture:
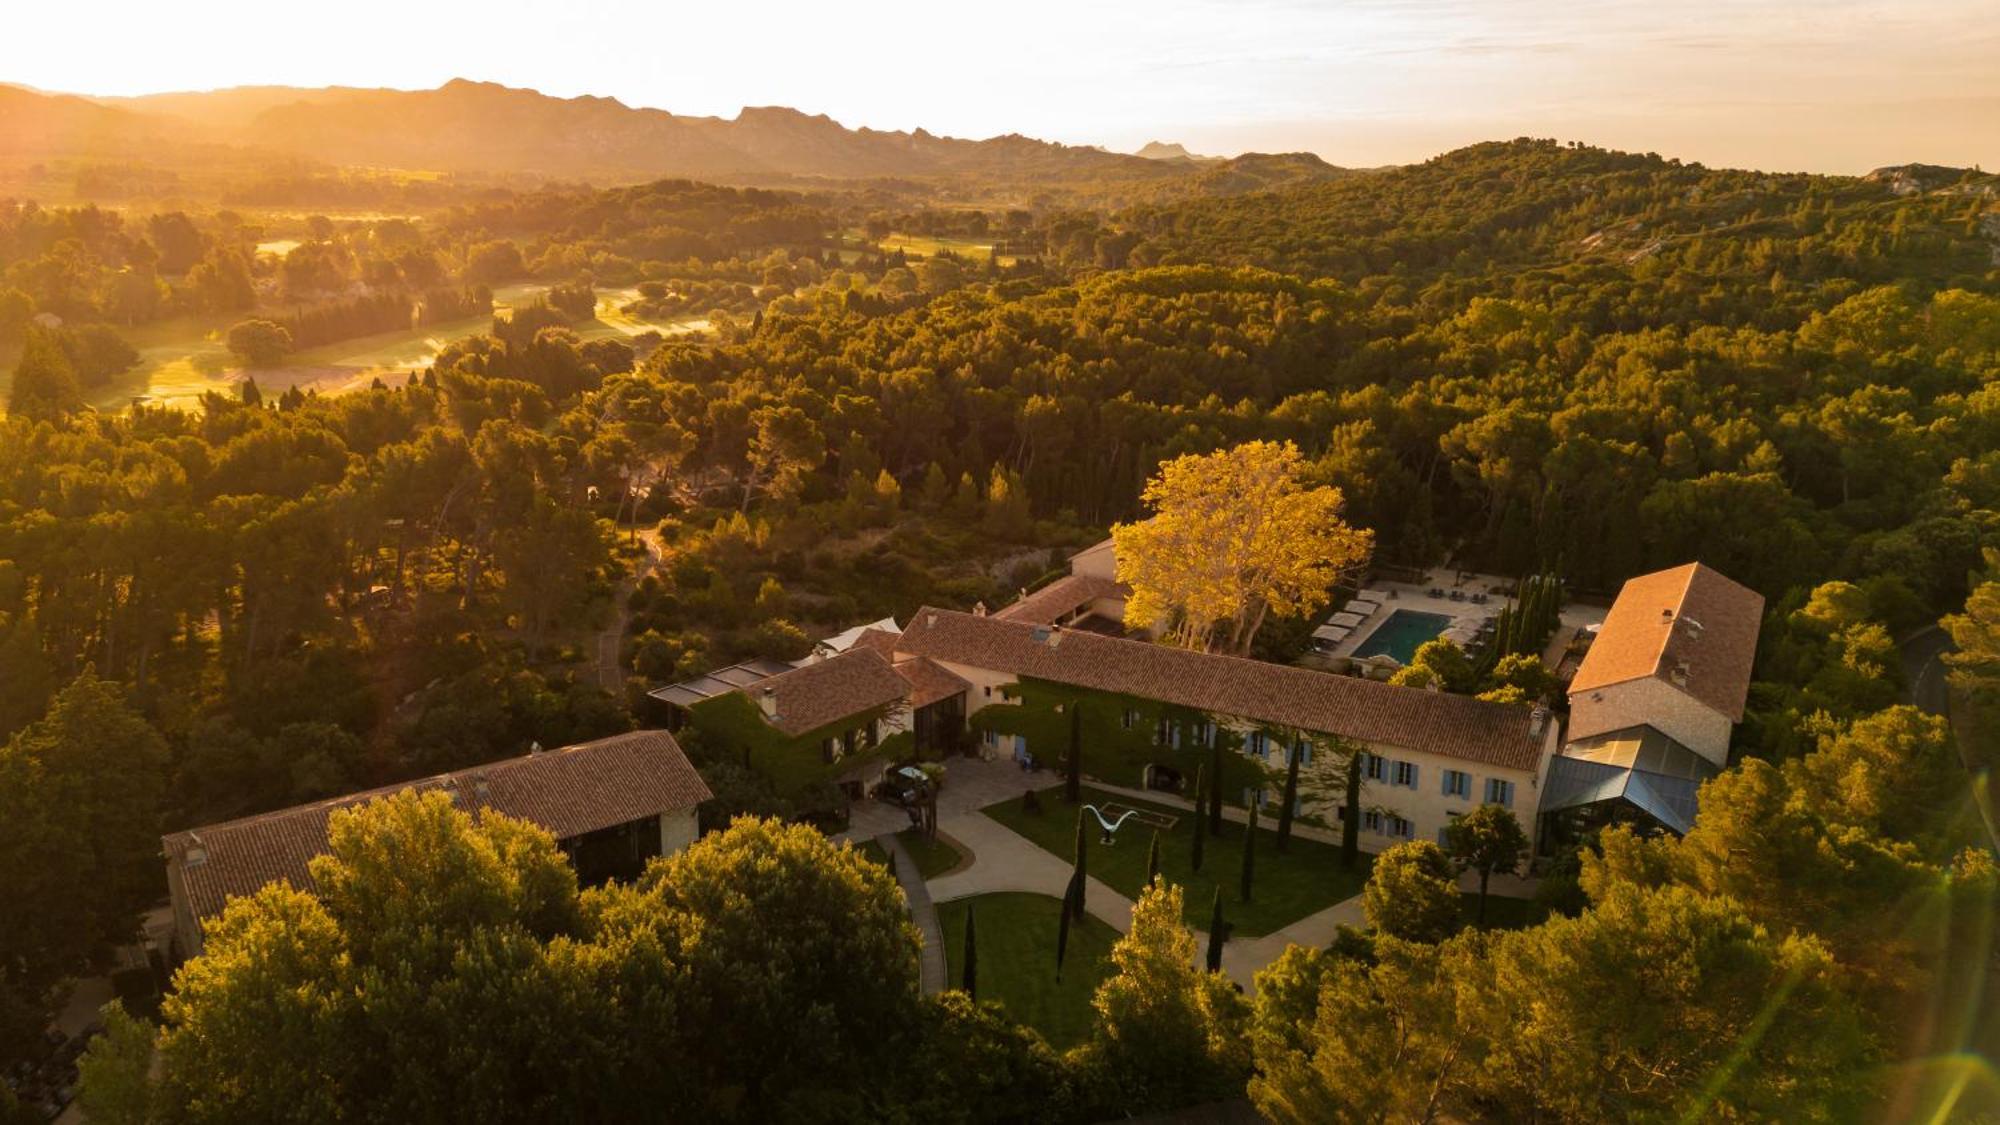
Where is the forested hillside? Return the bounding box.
[2,136,1997,1120]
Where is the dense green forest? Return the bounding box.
[3,138,1998,1120]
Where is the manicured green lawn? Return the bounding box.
[939,892,1118,1049]
[1461,892,1551,931]
[980,787,1371,937]
[853,839,891,869]
[896,829,965,880]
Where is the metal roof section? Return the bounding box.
[648,658,796,709]
[1542,725,1720,834]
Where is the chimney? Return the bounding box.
[759,685,779,719]
[1529,706,1548,738]
[973,601,987,617]
[1670,661,1690,687]
[184,833,208,867]
[528,741,543,755]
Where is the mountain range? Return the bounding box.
[0,79,1348,197]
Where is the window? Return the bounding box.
[1247,731,1268,758]
[1363,809,1385,834]
[983,685,992,698]
[1388,815,1413,839]
[1193,721,1215,747]
[1442,769,1471,799]
[821,737,838,763]
[1393,760,1418,789]
[1438,811,1462,847]
[1244,787,1266,808]
[982,728,998,749]
[1296,738,1313,766]
[1485,778,1514,807]
[1364,753,1386,782]
[1121,707,1139,730]
[864,721,879,748]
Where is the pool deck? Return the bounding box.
[1316,568,1606,667]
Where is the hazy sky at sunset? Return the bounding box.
[13,0,1998,172]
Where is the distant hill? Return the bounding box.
[1123,138,2000,282]
[93,80,1217,189]
[1135,141,1216,163]
[0,84,180,156]
[0,79,1359,203]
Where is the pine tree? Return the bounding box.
[962,904,977,999]
[7,326,81,421]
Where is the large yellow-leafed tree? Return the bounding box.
[1113,441,1372,654]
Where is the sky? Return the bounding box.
[12,0,1999,173]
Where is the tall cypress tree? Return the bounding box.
[962,904,977,999]
[1064,699,1082,804]
[1341,750,1362,870]
[1240,804,1258,902]
[1276,740,1302,851]
[1206,889,1228,972]
[1207,728,1224,837]
[1056,874,1076,981]
[1071,808,1089,920]
[1190,766,1207,872]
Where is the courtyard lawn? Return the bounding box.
[980,786,1371,937]
[896,829,966,880]
[853,839,892,869]
[940,892,1118,1050]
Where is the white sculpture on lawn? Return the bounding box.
[1082,804,1141,844]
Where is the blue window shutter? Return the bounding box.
[1409,764,1420,789]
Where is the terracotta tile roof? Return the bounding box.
[744,648,910,736]
[1569,563,1764,720]
[161,731,710,924]
[893,608,1545,770]
[847,627,903,655]
[992,574,1129,624]
[892,655,972,709]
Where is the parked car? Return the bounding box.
[875,765,933,807]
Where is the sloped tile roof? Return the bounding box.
[161,730,710,924]
[893,608,1544,770]
[892,655,972,709]
[1569,563,1764,720]
[992,574,1129,624]
[744,648,910,736]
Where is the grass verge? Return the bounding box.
[939,892,1117,1049]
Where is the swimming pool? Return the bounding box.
[1350,609,1453,664]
